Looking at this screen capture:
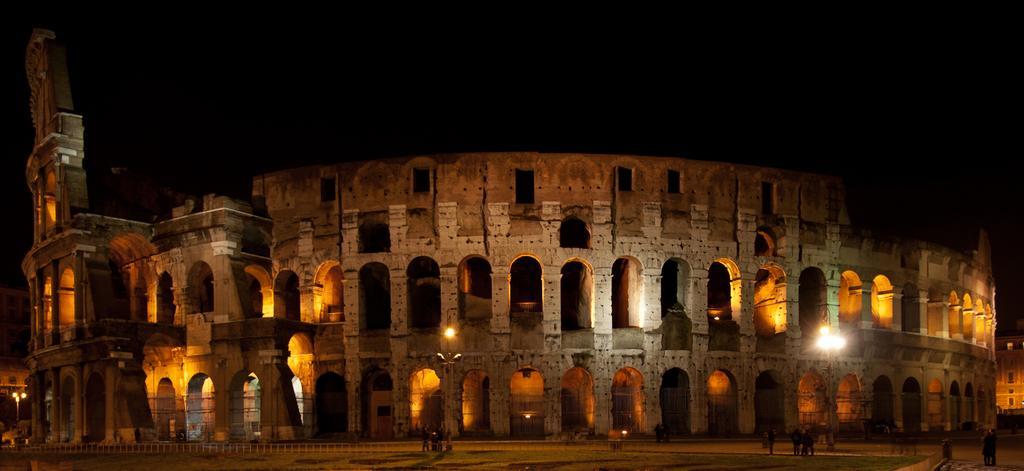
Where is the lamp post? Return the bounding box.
[11,391,27,425]
[437,327,462,451]
[815,325,846,451]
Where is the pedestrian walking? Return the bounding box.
[982,429,997,466]
[790,428,802,456]
[421,428,430,452]
[767,428,776,455]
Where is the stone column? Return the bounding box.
[593,268,613,350]
[859,280,874,330]
[72,367,83,443]
[543,264,561,352]
[891,292,903,332]
[916,290,929,335]
[390,264,407,337]
[949,304,963,340]
[213,369,230,442]
[440,265,458,329]
[51,369,62,443]
[937,301,950,338]
[490,268,510,335]
[105,362,116,442]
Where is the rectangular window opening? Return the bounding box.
[320,177,337,202]
[617,167,633,192]
[761,182,774,215]
[667,169,680,194]
[515,169,535,204]
[412,168,431,193]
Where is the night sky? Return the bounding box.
[3,14,1021,330]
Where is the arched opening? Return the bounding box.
[754,266,787,352]
[152,378,176,441]
[560,261,593,331]
[902,284,920,332]
[186,373,215,442]
[85,373,105,442]
[156,272,175,323]
[754,228,775,256]
[611,258,642,328]
[872,375,894,428]
[462,370,491,433]
[43,276,54,332]
[510,368,544,437]
[901,377,922,433]
[707,261,740,351]
[359,263,391,331]
[707,370,738,436]
[962,293,975,342]
[754,370,784,433]
[315,372,347,435]
[292,376,304,425]
[358,222,391,253]
[798,371,827,430]
[559,218,590,249]
[948,292,961,338]
[361,369,393,439]
[560,367,594,434]
[409,368,442,433]
[316,264,344,323]
[509,257,543,314]
[287,333,313,427]
[611,368,644,432]
[59,376,75,442]
[965,383,975,427]
[927,379,944,430]
[188,262,215,314]
[274,270,301,321]
[229,372,261,441]
[871,275,894,329]
[661,259,692,350]
[58,268,75,327]
[839,271,863,324]
[44,169,57,229]
[799,267,827,336]
[837,374,862,431]
[243,265,272,319]
[458,257,492,321]
[950,381,962,428]
[407,257,441,329]
[660,368,690,434]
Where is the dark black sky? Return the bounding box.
[3,13,1022,330]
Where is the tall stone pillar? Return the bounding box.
[859,280,874,329]
[105,362,116,442]
[891,292,903,332]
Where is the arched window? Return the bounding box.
[359,263,391,331]
[611,257,642,328]
[407,257,441,329]
[839,271,863,324]
[753,266,786,339]
[871,275,894,329]
[509,257,542,313]
[962,293,974,342]
[244,265,272,319]
[707,369,738,435]
[156,272,176,323]
[188,262,215,314]
[458,257,492,321]
[275,270,301,321]
[837,374,862,430]
[409,368,442,433]
[707,262,733,321]
[559,218,590,249]
[611,367,644,432]
[798,267,826,335]
[316,264,345,323]
[509,368,544,437]
[560,261,592,331]
[902,377,922,433]
[754,228,775,257]
[43,169,57,229]
[58,268,75,327]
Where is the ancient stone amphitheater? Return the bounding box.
[23,29,996,443]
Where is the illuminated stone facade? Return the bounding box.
[996,321,1024,415]
[23,29,998,443]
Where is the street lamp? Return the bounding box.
[436,326,462,451]
[11,391,27,424]
[816,325,846,451]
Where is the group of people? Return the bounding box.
[420,428,447,452]
[777,428,815,456]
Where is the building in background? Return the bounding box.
[0,284,31,432]
[996,319,1024,417]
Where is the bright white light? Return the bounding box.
[524,414,532,419]
[816,328,846,351]
[444,327,456,339]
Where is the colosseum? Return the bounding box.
[22,29,997,444]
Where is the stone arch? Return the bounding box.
[707,369,738,436]
[274,270,301,321]
[315,372,347,435]
[244,265,272,319]
[753,264,787,340]
[901,377,922,433]
[560,367,594,433]
[559,217,591,249]
[85,372,105,442]
[754,370,785,433]
[950,381,962,427]
[927,379,944,430]
[560,259,593,331]
[611,257,643,329]
[287,333,314,426]
[798,370,827,429]
[509,368,544,437]
[660,368,690,434]
[186,373,215,441]
[407,257,442,329]
[902,283,920,332]
[871,275,894,329]
[43,168,57,228]
[152,377,176,441]
[611,367,644,432]
[872,375,894,426]
[409,368,442,433]
[362,368,393,439]
[314,262,344,323]
[229,371,261,441]
[799,267,827,336]
[839,270,863,324]
[837,374,862,430]
[462,370,491,433]
[458,256,492,321]
[509,256,543,314]
[58,268,74,327]
[707,260,740,351]
[155,271,176,323]
[359,263,391,331]
[962,293,975,342]
[187,261,214,314]
[660,259,692,350]
[948,291,961,338]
